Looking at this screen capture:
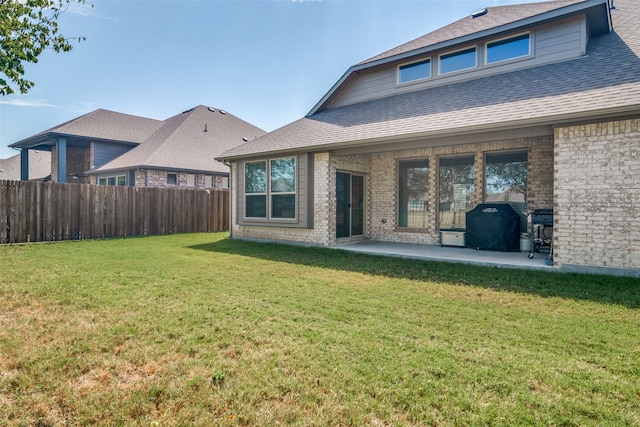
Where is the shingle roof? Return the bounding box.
[92,105,266,174]
[11,109,163,146]
[0,151,51,180]
[218,0,640,160]
[360,0,590,65]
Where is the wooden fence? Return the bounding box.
[0,180,229,244]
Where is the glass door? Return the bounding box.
[336,172,364,239]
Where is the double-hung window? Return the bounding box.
[438,156,475,230]
[245,157,296,219]
[398,159,429,228]
[484,151,528,231]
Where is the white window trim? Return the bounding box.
[438,45,477,76]
[397,57,431,85]
[98,174,126,186]
[484,31,532,66]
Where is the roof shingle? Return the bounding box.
[218,0,639,160]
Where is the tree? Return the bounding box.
[0,0,89,95]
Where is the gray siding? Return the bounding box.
[93,142,133,169]
[237,153,313,228]
[327,15,586,110]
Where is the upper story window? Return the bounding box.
[439,47,477,75]
[245,157,296,220]
[486,33,530,64]
[398,58,431,84]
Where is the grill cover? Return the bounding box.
[466,204,520,251]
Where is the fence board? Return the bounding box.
[0,180,228,244]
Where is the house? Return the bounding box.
[217,0,640,276]
[0,150,51,181]
[9,105,266,188]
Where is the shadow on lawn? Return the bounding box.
[189,238,640,309]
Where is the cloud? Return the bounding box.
[67,2,118,21]
[0,98,93,113]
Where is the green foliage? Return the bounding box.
[0,0,90,95]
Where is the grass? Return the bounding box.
[0,232,639,426]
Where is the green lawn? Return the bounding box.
[1,233,639,426]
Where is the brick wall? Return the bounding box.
[368,136,553,244]
[228,137,554,248]
[132,169,226,189]
[230,154,331,246]
[554,118,640,270]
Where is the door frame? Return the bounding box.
[335,171,366,241]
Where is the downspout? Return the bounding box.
[222,160,233,238]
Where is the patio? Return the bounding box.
[333,240,555,272]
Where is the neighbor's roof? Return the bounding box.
[218,0,639,160]
[0,150,51,180]
[10,109,164,148]
[91,105,266,175]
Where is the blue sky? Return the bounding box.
[0,0,540,159]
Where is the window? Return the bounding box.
[167,173,177,186]
[245,161,267,218]
[486,33,530,64]
[398,159,429,228]
[485,151,528,231]
[398,59,431,84]
[98,175,126,185]
[270,158,296,219]
[186,174,196,187]
[439,156,474,230]
[244,158,296,219]
[440,47,476,74]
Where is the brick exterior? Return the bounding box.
[50,146,92,184]
[554,118,640,271]
[230,136,555,249]
[128,169,227,189]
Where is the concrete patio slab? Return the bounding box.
[333,240,555,272]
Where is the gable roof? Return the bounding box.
[0,150,51,181]
[91,105,266,175]
[309,0,611,116]
[360,0,600,66]
[10,109,164,148]
[218,0,639,161]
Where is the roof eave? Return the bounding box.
[218,103,640,161]
[10,132,142,149]
[308,0,611,116]
[88,165,229,176]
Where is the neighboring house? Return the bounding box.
[10,105,266,188]
[0,150,51,181]
[217,0,640,276]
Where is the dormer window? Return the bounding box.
[398,58,431,84]
[439,47,477,75]
[486,33,530,64]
